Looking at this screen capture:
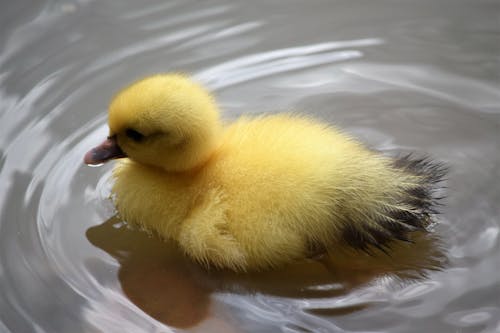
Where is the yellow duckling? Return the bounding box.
[84,74,446,272]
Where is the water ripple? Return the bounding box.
[343,64,500,111]
[196,38,384,89]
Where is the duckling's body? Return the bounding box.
[85,74,446,272]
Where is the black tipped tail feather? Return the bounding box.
[341,154,448,253]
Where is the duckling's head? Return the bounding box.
[84,74,221,171]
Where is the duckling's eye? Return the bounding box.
[125,128,145,142]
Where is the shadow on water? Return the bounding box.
[86,216,447,328]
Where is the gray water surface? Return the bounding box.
[1,0,499,332]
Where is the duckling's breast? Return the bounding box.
[111,159,204,238]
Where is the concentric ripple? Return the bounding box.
[1,0,499,332]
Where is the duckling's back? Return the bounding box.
[202,114,440,270]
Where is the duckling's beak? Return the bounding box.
[84,136,127,165]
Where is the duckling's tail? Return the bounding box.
[391,154,448,215]
[341,154,448,253]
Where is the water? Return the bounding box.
[1,0,499,332]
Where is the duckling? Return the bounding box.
[84,74,446,272]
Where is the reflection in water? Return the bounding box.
[87,217,211,328]
[86,216,446,328]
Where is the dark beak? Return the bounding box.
[84,136,127,165]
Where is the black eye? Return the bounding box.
[125,128,145,142]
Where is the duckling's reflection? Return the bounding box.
[86,216,446,328]
[86,216,210,328]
